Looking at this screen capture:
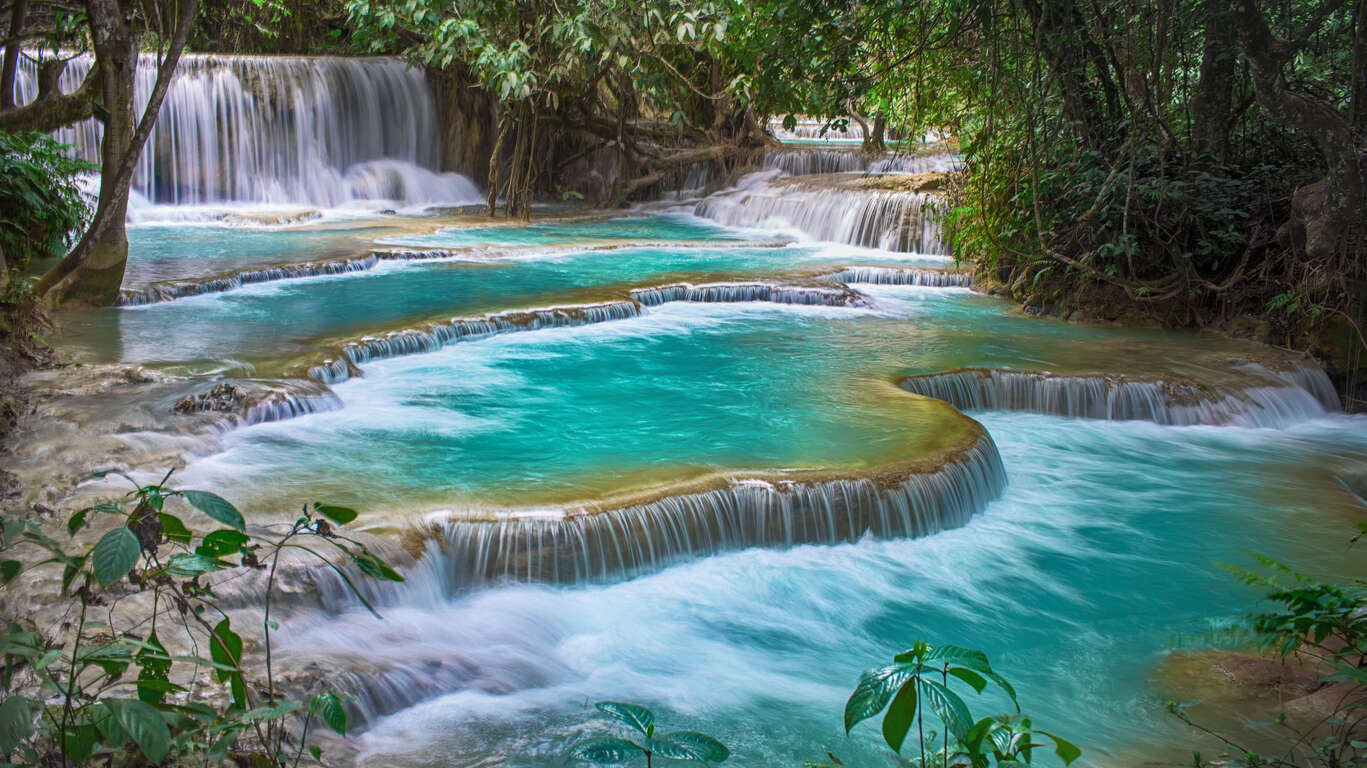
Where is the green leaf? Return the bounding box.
[182,490,245,531]
[947,667,987,693]
[163,552,231,576]
[158,513,193,544]
[1038,730,1081,765]
[596,702,655,736]
[63,723,98,763]
[210,618,246,709]
[103,698,171,764]
[881,678,918,753]
[137,631,172,704]
[845,664,915,733]
[314,503,359,525]
[660,731,729,763]
[309,744,322,760]
[0,695,33,754]
[570,736,645,764]
[0,559,19,583]
[350,548,405,582]
[920,679,973,740]
[92,527,140,585]
[310,692,348,735]
[67,508,90,536]
[197,528,248,556]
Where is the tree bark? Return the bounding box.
[1354,0,1366,134]
[37,0,196,307]
[1,0,30,110]
[1230,0,1364,263]
[1192,0,1238,157]
[0,57,100,133]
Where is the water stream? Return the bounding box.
[25,56,1366,768]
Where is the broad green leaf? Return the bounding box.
[920,679,973,740]
[310,692,348,735]
[63,723,98,763]
[1038,730,1081,765]
[137,631,172,704]
[67,508,89,536]
[104,698,171,764]
[947,667,987,693]
[881,678,918,753]
[158,513,193,544]
[164,552,231,576]
[596,702,654,736]
[661,731,729,763]
[314,503,359,525]
[844,663,915,733]
[182,490,245,531]
[0,559,19,583]
[350,548,405,582]
[0,695,33,754]
[197,528,249,557]
[92,526,140,585]
[243,700,304,722]
[309,744,322,760]
[570,736,645,764]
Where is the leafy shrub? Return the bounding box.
[571,701,730,767]
[842,640,1080,768]
[0,131,95,276]
[0,469,402,766]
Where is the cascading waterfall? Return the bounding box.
[306,281,870,384]
[117,255,381,305]
[11,53,479,208]
[763,148,960,176]
[694,172,949,253]
[629,282,865,307]
[899,367,1340,427]
[823,267,972,287]
[312,431,1005,614]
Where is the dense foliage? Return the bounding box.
[0,473,402,765]
[0,132,93,280]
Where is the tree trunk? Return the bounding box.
[37,0,197,307]
[1,0,30,110]
[1354,0,1366,134]
[864,115,887,153]
[1231,0,1365,264]
[1192,0,1238,157]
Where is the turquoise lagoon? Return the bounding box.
[62,210,1367,767]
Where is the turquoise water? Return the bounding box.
[123,223,396,286]
[74,210,1367,767]
[281,411,1366,768]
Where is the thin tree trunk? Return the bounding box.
[1,0,30,110]
[37,0,197,307]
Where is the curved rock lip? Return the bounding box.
[822,266,972,287]
[302,395,1004,612]
[899,364,1340,426]
[301,279,870,385]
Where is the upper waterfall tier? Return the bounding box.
[11,53,478,208]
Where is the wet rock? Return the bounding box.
[377,208,398,215]
[1023,304,1045,316]
[173,382,248,415]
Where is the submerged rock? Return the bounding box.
[173,382,249,415]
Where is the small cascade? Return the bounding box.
[899,367,1339,427]
[768,119,865,141]
[371,248,471,262]
[307,301,645,384]
[823,267,972,287]
[116,255,380,306]
[694,172,948,254]
[656,160,716,199]
[630,282,866,307]
[12,53,479,207]
[313,432,1005,613]
[763,148,959,176]
[306,280,871,384]
[216,384,343,431]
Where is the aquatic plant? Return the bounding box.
[571,702,731,767]
[0,470,403,766]
[842,640,1080,768]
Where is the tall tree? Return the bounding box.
[0,0,197,307]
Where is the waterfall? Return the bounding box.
[823,267,972,287]
[694,171,948,253]
[630,282,866,307]
[763,148,959,176]
[117,255,381,305]
[11,53,479,208]
[307,430,1005,615]
[899,366,1340,427]
[306,281,870,384]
